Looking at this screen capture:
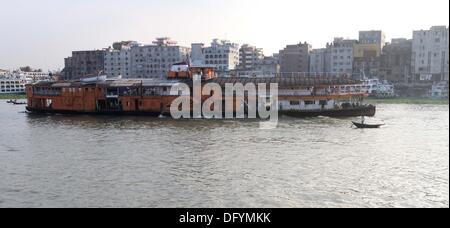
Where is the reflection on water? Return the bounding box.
[0,101,448,207]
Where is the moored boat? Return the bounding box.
[80,75,107,84]
[26,64,376,118]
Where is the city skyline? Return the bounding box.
[0,0,449,71]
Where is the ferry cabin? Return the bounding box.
[27,79,180,115]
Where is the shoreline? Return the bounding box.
[0,94,27,100]
[366,97,449,105]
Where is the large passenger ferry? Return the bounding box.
[26,63,376,118]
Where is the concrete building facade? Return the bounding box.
[233,55,280,77]
[255,56,280,75]
[190,43,206,66]
[62,50,106,80]
[353,43,381,78]
[359,30,386,53]
[309,48,327,73]
[279,42,311,73]
[238,44,264,70]
[104,41,139,78]
[131,38,190,79]
[352,31,385,79]
[379,38,412,83]
[191,39,240,73]
[326,38,357,76]
[411,26,449,81]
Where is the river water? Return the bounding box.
[0,101,448,208]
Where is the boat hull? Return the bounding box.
[25,107,162,117]
[27,105,376,118]
[352,121,384,128]
[280,105,376,118]
[26,105,376,118]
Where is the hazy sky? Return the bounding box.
[0,0,448,70]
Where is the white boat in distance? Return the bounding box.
[80,75,107,84]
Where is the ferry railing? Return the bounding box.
[231,72,359,79]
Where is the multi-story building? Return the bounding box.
[352,31,385,79]
[309,48,327,73]
[191,43,206,66]
[379,38,412,83]
[14,70,51,83]
[0,78,26,94]
[238,44,264,70]
[233,55,280,77]
[255,56,280,75]
[353,43,381,78]
[62,50,106,80]
[411,26,449,81]
[0,68,51,83]
[131,38,190,79]
[279,42,311,74]
[359,30,386,53]
[326,38,357,76]
[191,39,240,73]
[104,41,139,78]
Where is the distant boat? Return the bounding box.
[352,121,384,129]
[7,99,27,105]
[107,75,122,81]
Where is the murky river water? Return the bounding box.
[0,101,448,208]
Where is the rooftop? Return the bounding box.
[33,76,362,88]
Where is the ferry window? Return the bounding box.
[305,101,315,105]
[290,101,300,106]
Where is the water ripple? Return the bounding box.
[0,103,448,208]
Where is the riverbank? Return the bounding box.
[366,97,449,105]
[0,94,26,100]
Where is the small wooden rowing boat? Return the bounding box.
[8,100,27,105]
[352,121,384,129]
